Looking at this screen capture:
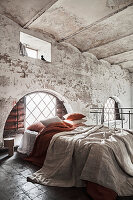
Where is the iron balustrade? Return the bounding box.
[90,108,133,129]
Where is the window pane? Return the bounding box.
[26,48,37,59]
[20,32,51,62]
[25,92,56,129]
[104,98,115,121]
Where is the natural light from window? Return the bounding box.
[26,47,38,59]
[104,98,115,122]
[25,92,56,128]
[20,32,51,62]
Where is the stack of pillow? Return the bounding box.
[27,116,62,132]
[27,113,86,132]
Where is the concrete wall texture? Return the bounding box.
[0,14,131,143]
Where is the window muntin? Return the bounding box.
[104,97,120,122]
[25,92,56,128]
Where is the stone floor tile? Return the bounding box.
[0,191,10,200]
[0,185,23,199]
[20,169,33,177]
[33,196,42,200]
[20,181,36,192]
[35,184,49,192]
[9,175,26,184]
[9,192,31,200]
[26,187,44,199]
[1,151,133,200]
[36,192,55,200]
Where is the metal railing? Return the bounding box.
[90,108,133,129]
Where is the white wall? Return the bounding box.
[0,14,131,144]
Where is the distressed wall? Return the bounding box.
[0,14,131,143]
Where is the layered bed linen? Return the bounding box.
[25,121,75,166]
[27,125,133,197]
[17,130,38,155]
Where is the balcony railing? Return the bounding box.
[90,108,133,129]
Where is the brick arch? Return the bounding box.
[3,89,72,138]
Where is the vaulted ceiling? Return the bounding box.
[0,0,133,72]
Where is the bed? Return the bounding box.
[18,114,133,200]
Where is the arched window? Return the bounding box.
[104,97,120,122]
[4,92,67,136]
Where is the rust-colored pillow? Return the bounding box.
[27,122,45,132]
[64,113,86,121]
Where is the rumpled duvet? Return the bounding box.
[25,121,75,166]
[27,125,133,196]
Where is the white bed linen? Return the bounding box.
[17,130,38,155]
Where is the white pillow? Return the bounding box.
[41,116,62,126]
[64,118,87,125]
[63,120,73,125]
[63,113,86,121]
[72,118,87,125]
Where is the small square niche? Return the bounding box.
[20,32,51,62]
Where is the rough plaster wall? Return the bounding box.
[0,14,131,143]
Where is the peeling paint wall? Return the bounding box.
[0,14,131,143]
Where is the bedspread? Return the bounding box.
[27,125,133,196]
[25,121,75,166]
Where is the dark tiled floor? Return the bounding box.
[0,151,132,200]
[0,151,91,200]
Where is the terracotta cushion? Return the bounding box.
[64,113,86,121]
[27,122,45,132]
